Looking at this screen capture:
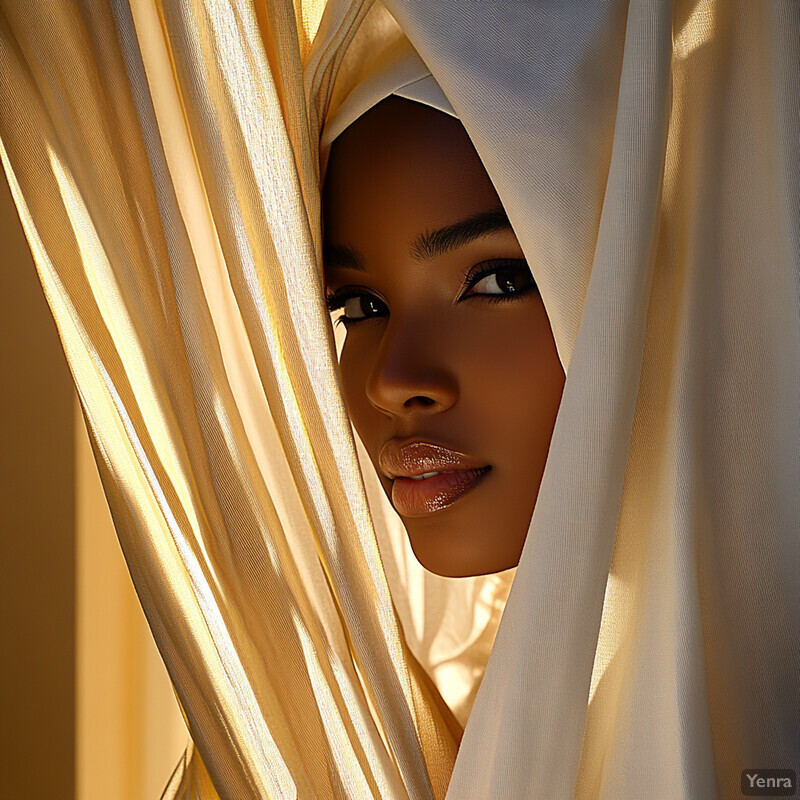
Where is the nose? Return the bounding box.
[364,316,459,418]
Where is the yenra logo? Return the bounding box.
[741,769,796,797]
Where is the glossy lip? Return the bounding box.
[378,439,490,479]
[378,439,492,517]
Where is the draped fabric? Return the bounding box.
[1,0,797,798]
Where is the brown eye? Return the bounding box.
[460,259,537,302]
[471,270,519,295]
[325,289,388,327]
[342,295,384,320]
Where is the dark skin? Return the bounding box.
[322,96,565,578]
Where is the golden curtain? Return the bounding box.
[1,1,464,796]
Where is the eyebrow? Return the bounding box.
[323,243,365,272]
[322,208,513,273]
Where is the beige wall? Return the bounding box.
[1,164,187,799]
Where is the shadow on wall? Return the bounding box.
[0,165,187,800]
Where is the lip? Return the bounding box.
[378,439,492,517]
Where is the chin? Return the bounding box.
[416,556,519,579]
[405,525,521,578]
[424,562,513,579]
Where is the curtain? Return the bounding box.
[1,1,797,798]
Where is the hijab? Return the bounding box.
[1,1,797,798]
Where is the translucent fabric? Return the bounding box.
[1,1,797,799]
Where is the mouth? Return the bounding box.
[378,438,492,517]
[390,466,492,517]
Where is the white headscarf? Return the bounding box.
[319,37,456,179]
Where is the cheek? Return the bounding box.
[466,302,563,397]
[337,334,376,431]
[465,304,565,460]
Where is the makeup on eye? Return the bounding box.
[325,258,538,327]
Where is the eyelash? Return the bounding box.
[325,259,537,328]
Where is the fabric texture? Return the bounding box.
[1,1,797,798]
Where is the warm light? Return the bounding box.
[673,0,717,61]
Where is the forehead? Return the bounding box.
[321,97,502,262]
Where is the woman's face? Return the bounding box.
[322,96,565,578]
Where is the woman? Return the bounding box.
[322,94,566,578]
